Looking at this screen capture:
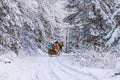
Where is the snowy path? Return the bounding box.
[0,53,120,80]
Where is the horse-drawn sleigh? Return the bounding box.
[47,41,64,56]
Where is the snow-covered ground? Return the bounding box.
[1,0,120,80]
[0,52,120,80]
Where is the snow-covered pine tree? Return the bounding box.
[64,0,120,51]
[0,0,62,54]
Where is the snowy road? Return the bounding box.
[0,53,119,80]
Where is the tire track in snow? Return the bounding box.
[53,59,79,80]
[57,57,99,80]
[48,56,77,80]
[58,64,73,76]
[47,55,80,80]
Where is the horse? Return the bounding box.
[48,42,64,56]
[48,48,58,55]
